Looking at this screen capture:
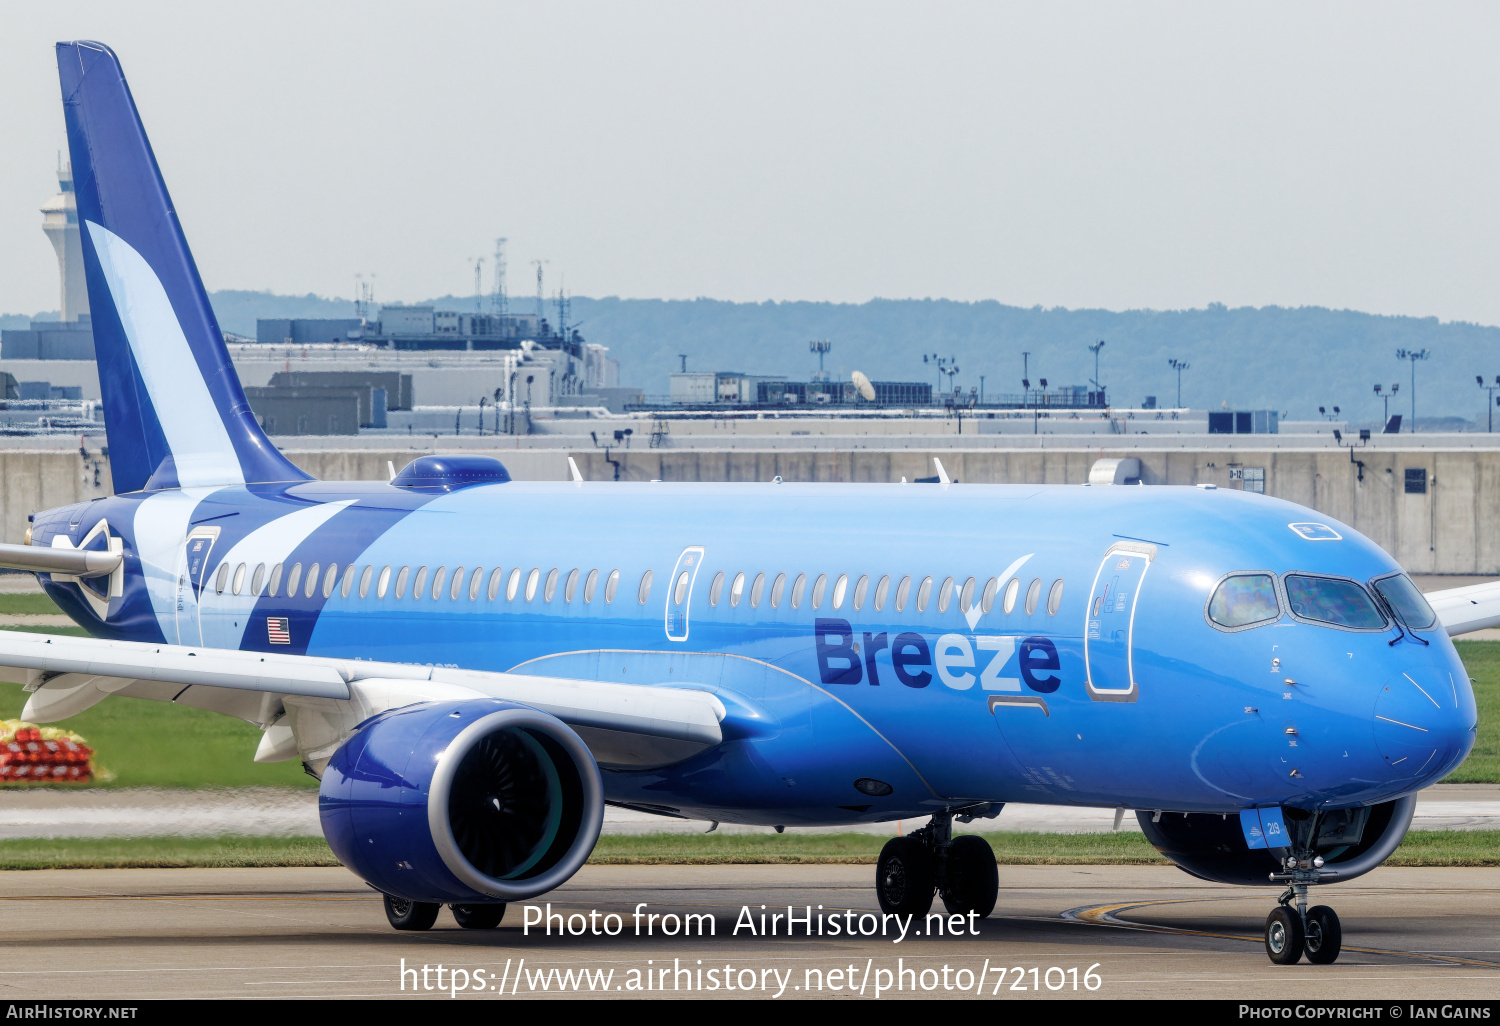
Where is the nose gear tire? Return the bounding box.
[1264,906,1305,965]
[876,837,936,916]
[384,894,441,931]
[1303,906,1342,964]
[941,835,998,918]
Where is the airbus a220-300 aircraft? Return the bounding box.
[9,41,1497,966]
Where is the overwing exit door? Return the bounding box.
[665,546,705,642]
[1083,542,1156,702]
[174,526,221,645]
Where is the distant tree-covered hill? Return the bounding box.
[10,290,1495,424]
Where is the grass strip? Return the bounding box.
[0,830,1494,870]
[0,594,63,616]
[0,835,339,870]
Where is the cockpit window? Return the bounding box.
[1208,573,1280,629]
[1284,574,1386,630]
[1371,573,1437,630]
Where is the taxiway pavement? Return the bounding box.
[0,864,1494,1000]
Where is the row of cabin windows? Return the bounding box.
[213,560,642,605]
[699,570,1065,616]
[212,559,1064,618]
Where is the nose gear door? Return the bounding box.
[174,525,221,646]
[664,546,705,642]
[1083,542,1155,702]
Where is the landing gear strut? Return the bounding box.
[1264,870,1342,965]
[876,807,999,919]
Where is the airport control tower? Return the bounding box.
[40,162,89,323]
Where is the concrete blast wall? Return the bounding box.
[8,445,1497,574]
[569,447,1500,574]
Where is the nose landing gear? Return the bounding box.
[875,806,1000,919]
[1264,875,1342,965]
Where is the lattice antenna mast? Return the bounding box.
[531,259,549,320]
[472,257,485,313]
[556,274,571,339]
[490,238,508,315]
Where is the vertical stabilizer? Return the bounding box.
[57,41,311,493]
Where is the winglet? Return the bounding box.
[568,456,584,486]
[934,457,952,487]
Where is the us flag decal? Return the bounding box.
[267,617,291,645]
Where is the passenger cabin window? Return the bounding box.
[832,574,848,609]
[322,564,338,599]
[637,569,653,604]
[375,566,389,598]
[340,565,355,598]
[937,576,954,613]
[959,577,975,613]
[1047,579,1064,616]
[304,563,319,598]
[770,573,785,608]
[583,569,598,603]
[791,573,806,609]
[526,568,540,601]
[563,569,578,603]
[286,563,303,598]
[507,568,522,601]
[232,563,246,596]
[1284,574,1386,630]
[751,573,766,607]
[412,566,427,600]
[250,564,266,596]
[395,566,409,598]
[431,566,447,600]
[470,567,485,600]
[709,572,725,606]
[729,572,745,607]
[488,568,504,601]
[450,566,466,601]
[811,574,827,609]
[1372,573,1437,630]
[874,575,890,611]
[544,568,559,602]
[852,575,868,610]
[268,563,284,597]
[605,569,619,603]
[358,565,372,599]
[1024,578,1041,615]
[1002,577,1019,614]
[894,575,911,612]
[916,576,932,612]
[1208,573,1279,629]
[981,576,998,614]
[215,563,229,595]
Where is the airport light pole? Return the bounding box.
[1479,376,1500,432]
[1396,349,1430,433]
[1088,340,1105,401]
[1168,358,1190,409]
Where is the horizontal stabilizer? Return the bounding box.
[0,543,120,578]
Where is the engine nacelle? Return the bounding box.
[1138,796,1416,886]
[319,699,603,903]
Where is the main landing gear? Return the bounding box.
[382,894,507,931]
[1263,876,1342,965]
[876,808,999,919]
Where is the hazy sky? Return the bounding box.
[4,2,1500,323]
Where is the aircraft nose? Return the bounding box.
[1373,668,1472,784]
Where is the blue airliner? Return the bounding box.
[8,41,1493,965]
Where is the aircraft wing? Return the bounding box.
[2,630,725,762]
[1426,580,1500,636]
